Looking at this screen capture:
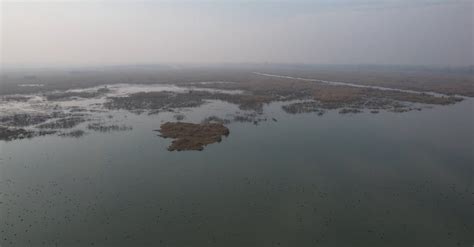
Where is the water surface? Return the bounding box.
[1,98,473,247]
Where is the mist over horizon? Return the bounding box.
[1,0,472,68]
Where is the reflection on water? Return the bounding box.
[0,97,473,247]
[0,83,244,118]
[70,83,243,97]
[0,81,243,128]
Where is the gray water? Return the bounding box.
[1,99,473,247]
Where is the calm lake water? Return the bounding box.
[1,98,473,247]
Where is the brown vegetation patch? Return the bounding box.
[312,86,365,103]
[282,101,326,115]
[157,122,230,151]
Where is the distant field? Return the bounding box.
[1,65,472,96]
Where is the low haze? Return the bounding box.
[1,0,472,67]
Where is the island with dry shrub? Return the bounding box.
[156,122,230,151]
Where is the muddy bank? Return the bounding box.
[157,122,230,151]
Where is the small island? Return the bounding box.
[157,122,230,151]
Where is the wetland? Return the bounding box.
[0,66,473,247]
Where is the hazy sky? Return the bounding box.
[1,0,472,67]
